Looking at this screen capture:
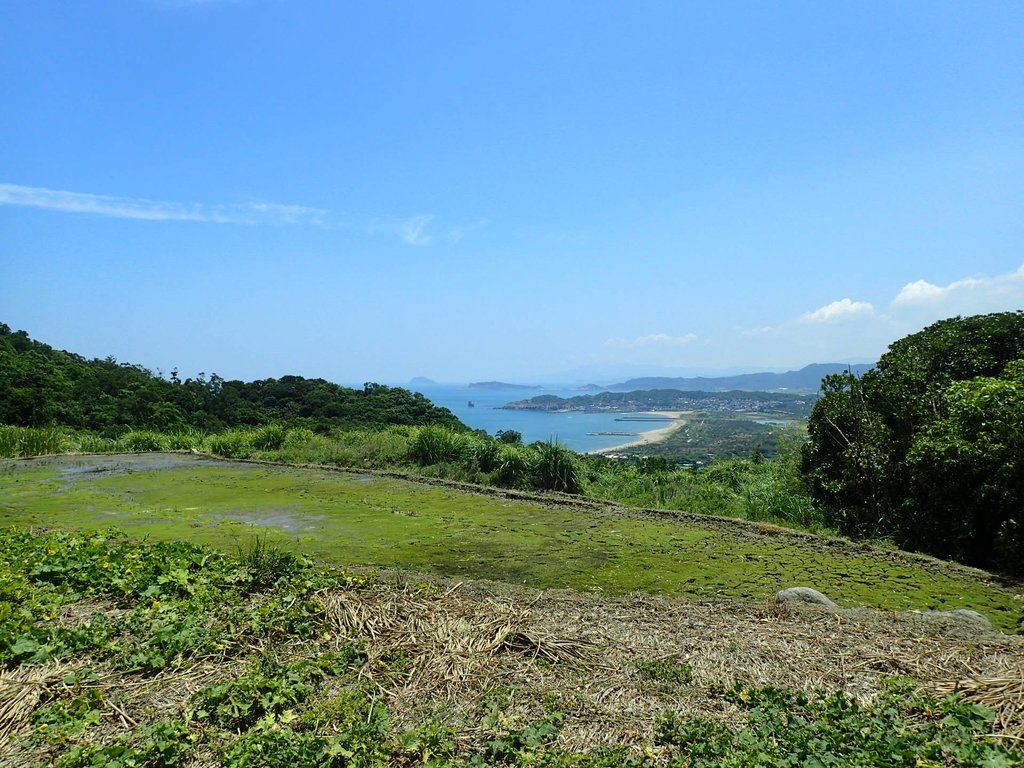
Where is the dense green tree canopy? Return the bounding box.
[802,311,1024,574]
[0,324,465,434]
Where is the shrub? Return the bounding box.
[496,429,523,445]
[802,311,1024,573]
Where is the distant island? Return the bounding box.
[467,381,543,390]
[501,389,814,417]
[408,376,437,387]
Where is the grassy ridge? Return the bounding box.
[2,453,1019,630]
[0,423,825,534]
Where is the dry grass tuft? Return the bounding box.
[322,583,590,706]
[0,661,80,743]
[933,664,1024,738]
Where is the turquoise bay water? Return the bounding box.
[409,385,663,453]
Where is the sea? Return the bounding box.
[407,384,667,454]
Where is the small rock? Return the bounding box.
[776,587,839,610]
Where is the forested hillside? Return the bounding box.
[0,324,464,433]
[802,311,1024,575]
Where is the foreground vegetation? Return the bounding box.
[2,528,1021,767]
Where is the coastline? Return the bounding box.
[587,411,687,455]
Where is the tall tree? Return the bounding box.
[802,311,1024,573]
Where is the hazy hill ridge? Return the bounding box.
[605,363,874,393]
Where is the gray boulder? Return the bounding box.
[776,587,840,610]
[925,609,992,629]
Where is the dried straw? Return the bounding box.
[933,667,1024,737]
[0,661,78,743]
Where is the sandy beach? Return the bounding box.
[587,411,688,454]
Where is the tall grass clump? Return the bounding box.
[741,442,823,530]
[284,427,316,448]
[410,426,470,466]
[585,459,748,518]
[166,428,206,450]
[535,441,583,494]
[76,432,120,453]
[326,427,414,468]
[249,424,287,451]
[493,444,536,488]
[237,535,309,589]
[0,425,71,458]
[269,427,345,465]
[205,430,254,459]
[470,437,502,473]
[118,430,169,452]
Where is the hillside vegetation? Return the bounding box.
[0,324,463,434]
[802,311,1024,576]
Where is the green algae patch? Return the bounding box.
[2,453,1020,631]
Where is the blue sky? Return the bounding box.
[2,1,1022,385]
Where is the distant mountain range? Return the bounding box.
[601,363,874,393]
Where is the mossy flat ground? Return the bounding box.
[2,452,1019,631]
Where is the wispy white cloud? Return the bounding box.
[0,183,328,226]
[891,265,1024,309]
[1,182,491,246]
[799,298,874,324]
[607,332,698,349]
[448,218,490,243]
[399,214,434,246]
